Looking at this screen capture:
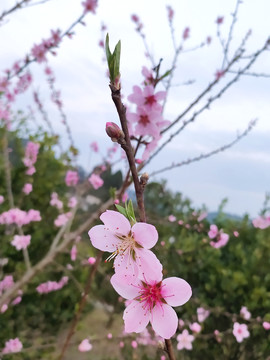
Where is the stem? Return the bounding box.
[110,84,146,222]
[165,339,176,360]
[109,85,176,360]
[58,251,103,360]
[2,129,14,208]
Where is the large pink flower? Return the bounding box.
[111,272,192,339]
[128,85,166,111]
[88,210,162,278]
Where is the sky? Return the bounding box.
[0,0,270,217]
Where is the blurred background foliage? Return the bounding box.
[0,127,270,359]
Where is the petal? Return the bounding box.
[123,300,150,333]
[110,273,141,299]
[132,222,158,249]
[151,304,178,339]
[100,210,131,235]
[161,277,192,307]
[135,248,163,282]
[88,225,119,252]
[114,252,139,277]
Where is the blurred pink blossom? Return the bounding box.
[11,235,31,250]
[23,183,32,195]
[176,329,194,350]
[88,173,104,190]
[233,322,250,343]
[2,338,23,354]
[78,339,92,352]
[65,170,79,186]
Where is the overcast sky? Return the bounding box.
[1,0,270,217]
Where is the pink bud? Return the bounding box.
[105,122,125,142]
[88,257,96,265]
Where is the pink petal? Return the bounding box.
[110,274,140,299]
[113,251,139,276]
[161,277,192,307]
[123,300,150,333]
[135,248,163,282]
[100,210,131,235]
[88,225,119,252]
[151,303,178,339]
[132,222,158,249]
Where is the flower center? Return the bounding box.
[139,115,150,126]
[137,281,164,310]
[105,231,136,262]
[145,95,156,106]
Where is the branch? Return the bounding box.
[146,39,268,166]
[150,119,257,176]
[110,84,147,222]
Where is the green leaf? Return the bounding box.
[115,204,128,218]
[105,33,121,83]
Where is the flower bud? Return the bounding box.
[105,122,125,142]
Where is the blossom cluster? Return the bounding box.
[208,224,229,248]
[0,208,41,226]
[23,141,40,175]
[126,67,170,161]
[88,209,192,339]
[36,276,69,294]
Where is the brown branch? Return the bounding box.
[58,251,103,360]
[110,84,146,222]
[165,339,176,360]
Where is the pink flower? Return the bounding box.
[197,212,207,222]
[54,212,72,227]
[107,333,112,339]
[23,141,40,169]
[176,329,194,350]
[233,231,239,237]
[208,224,218,239]
[127,106,164,138]
[0,195,4,204]
[166,5,174,22]
[183,27,190,40]
[240,306,251,320]
[36,276,68,294]
[82,0,98,14]
[233,322,250,342]
[88,210,162,279]
[168,215,176,222]
[31,43,47,63]
[215,70,225,80]
[210,232,229,248]
[110,272,192,339]
[11,296,22,306]
[197,307,210,323]
[263,321,270,330]
[0,275,14,296]
[11,235,31,250]
[68,196,77,208]
[90,141,99,152]
[70,245,77,261]
[122,192,128,203]
[65,170,79,186]
[78,339,92,352]
[1,304,8,313]
[2,338,23,354]
[128,85,166,112]
[88,257,96,265]
[141,67,155,85]
[189,322,201,333]
[216,16,224,25]
[252,215,270,229]
[131,340,137,348]
[88,173,104,190]
[22,183,32,195]
[50,192,63,210]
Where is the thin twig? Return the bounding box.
[150,119,257,176]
